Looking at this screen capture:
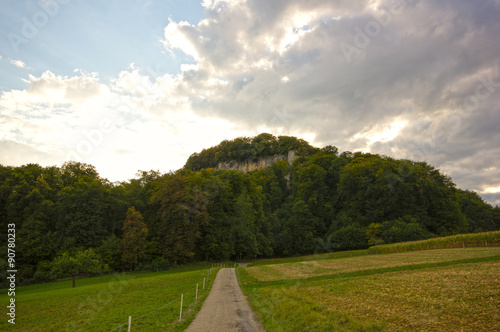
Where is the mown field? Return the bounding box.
[239,247,500,331]
[0,265,219,331]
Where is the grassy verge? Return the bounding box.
[0,265,220,331]
[239,248,500,331]
[369,230,500,254]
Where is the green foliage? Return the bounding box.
[1,134,499,283]
[97,234,122,271]
[458,189,498,232]
[51,248,104,287]
[120,207,148,270]
[366,223,384,246]
[151,171,211,264]
[331,224,368,250]
[184,133,319,171]
[380,216,433,244]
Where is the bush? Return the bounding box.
[151,257,171,271]
[331,224,368,250]
[28,261,53,285]
[381,217,432,244]
[30,269,52,285]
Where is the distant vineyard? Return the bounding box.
[369,231,500,254]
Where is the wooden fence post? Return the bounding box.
[128,316,131,332]
[196,283,198,300]
[179,294,183,322]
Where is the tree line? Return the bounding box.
[1,133,499,286]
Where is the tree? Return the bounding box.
[51,249,102,288]
[57,162,113,250]
[151,172,210,263]
[120,207,148,270]
[97,234,122,271]
[366,223,384,246]
[458,190,497,232]
[232,192,258,258]
[303,231,316,253]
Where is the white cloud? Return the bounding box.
[163,20,200,60]
[18,70,109,106]
[1,0,499,205]
[0,67,252,181]
[9,59,26,68]
[155,0,500,204]
[350,119,408,151]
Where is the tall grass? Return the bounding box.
[368,230,500,254]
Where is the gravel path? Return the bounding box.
[186,268,265,332]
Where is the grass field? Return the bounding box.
[248,249,369,267]
[1,265,220,331]
[239,247,500,331]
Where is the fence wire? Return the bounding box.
[107,266,218,331]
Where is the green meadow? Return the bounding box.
[1,265,219,331]
[239,247,500,331]
[2,234,500,332]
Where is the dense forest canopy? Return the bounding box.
[1,133,499,286]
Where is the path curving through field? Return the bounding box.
[186,268,265,332]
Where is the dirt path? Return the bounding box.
[185,268,265,332]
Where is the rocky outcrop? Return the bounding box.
[216,150,297,172]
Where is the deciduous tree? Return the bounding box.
[120,207,148,270]
[51,249,102,287]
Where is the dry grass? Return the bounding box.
[246,247,500,282]
[308,260,500,331]
[240,247,500,331]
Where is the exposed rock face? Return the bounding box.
[216,150,297,172]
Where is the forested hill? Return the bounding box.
[184,133,319,171]
[1,133,499,286]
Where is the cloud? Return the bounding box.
[0,67,251,181]
[0,140,62,166]
[9,59,26,68]
[1,0,499,205]
[21,70,110,106]
[156,0,500,204]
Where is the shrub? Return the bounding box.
[381,217,432,244]
[332,224,368,250]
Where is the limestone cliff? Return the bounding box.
[215,150,297,172]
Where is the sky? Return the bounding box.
[1,0,499,206]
